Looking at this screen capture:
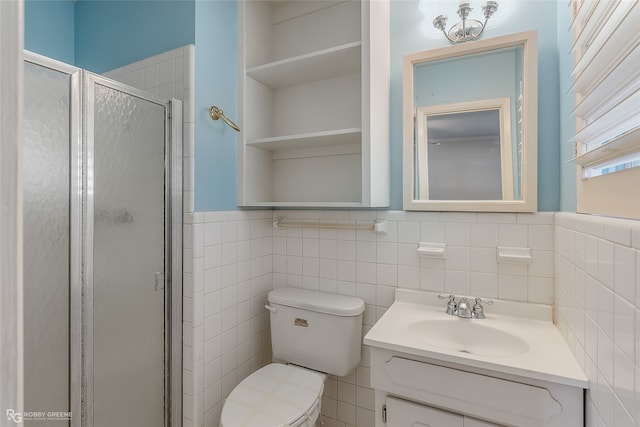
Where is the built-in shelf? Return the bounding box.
[244,201,364,208]
[246,42,362,90]
[247,128,362,151]
[238,0,389,207]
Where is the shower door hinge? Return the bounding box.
[382,404,387,423]
[154,272,165,291]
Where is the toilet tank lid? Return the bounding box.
[268,288,365,316]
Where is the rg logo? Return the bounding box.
[6,409,22,423]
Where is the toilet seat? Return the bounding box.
[220,363,324,427]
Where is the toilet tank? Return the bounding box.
[267,288,365,377]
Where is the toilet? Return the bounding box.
[220,287,365,427]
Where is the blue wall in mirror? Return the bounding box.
[413,47,522,200]
[413,49,517,108]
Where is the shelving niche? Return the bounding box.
[238,0,389,207]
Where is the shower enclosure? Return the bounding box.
[23,52,182,427]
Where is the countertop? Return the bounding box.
[363,289,588,388]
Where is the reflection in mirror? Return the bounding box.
[415,99,515,202]
[403,30,537,212]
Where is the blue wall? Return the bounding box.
[391,0,561,211]
[194,0,563,211]
[24,0,567,212]
[557,0,577,212]
[25,0,195,74]
[75,0,195,73]
[193,0,238,211]
[25,0,75,65]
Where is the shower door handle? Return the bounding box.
[154,272,165,291]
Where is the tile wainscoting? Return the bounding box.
[185,209,557,426]
[555,212,640,426]
[183,210,274,426]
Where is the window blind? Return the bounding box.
[570,0,640,178]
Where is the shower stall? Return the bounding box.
[23,52,182,427]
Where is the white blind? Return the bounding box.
[570,0,640,178]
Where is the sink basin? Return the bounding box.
[407,319,530,357]
[363,290,589,389]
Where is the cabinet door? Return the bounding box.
[464,417,503,427]
[386,396,464,427]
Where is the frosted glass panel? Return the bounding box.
[23,61,71,425]
[92,83,166,427]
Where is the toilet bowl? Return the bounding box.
[220,363,325,427]
[219,287,364,427]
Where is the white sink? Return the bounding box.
[407,319,529,357]
[363,289,589,388]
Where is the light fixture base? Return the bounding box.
[433,1,498,44]
[449,19,484,42]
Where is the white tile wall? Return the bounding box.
[273,210,554,301]
[184,209,556,426]
[554,212,640,427]
[97,44,556,426]
[183,210,273,427]
[97,41,637,427]
[103,45,196,212]
[174,206,636,427]
[182,208,606,427]
[270,209,554,427]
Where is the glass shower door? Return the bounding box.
[23,58,80,427]
[23,53,181,427]
[86,74,168,427]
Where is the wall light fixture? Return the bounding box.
[432,1,499,44]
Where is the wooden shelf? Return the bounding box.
[246,42,361,89]
[247,128,362,151]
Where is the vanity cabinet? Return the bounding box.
[237,0,389,207]
[386,396,501,427]
[370,349,583,427]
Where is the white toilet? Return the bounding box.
[220,287,365,427]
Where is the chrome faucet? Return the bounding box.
[438,294,458,315]
[472,297,493,319]
[438,294,493,319]
[456,297,472,318]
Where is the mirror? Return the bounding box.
[403,31,537,212]
[416,98,514,201]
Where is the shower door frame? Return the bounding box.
[23,52,183,427]
[24,50,84,427]
[83,72,183,427]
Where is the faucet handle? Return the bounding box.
[438,294,457,315]
[472,297,493,319]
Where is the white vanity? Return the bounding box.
[364,290,588,427]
